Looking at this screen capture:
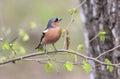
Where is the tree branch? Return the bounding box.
[0,49,120,68]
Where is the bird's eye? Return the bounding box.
[55,18,58,22]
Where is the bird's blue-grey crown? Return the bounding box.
[47,18,62,28]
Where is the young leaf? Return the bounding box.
[82,61,91,72]
[38,47,45,52]
[18,46,26,55]
[67,53,77,62]
[45,61,53,72]
[73,54,77,62]
[30,21,37,29]
[2,43,10,50]
[62,29,66,37]
[77,44,86,52]
[67,53,72,57]
[19,29,29,42]
[10,43,26,57]
[64,61,73,71]
[105,59,114,72]
[99,31,106,42]
[68,8,78,15]
[23,33,29,41]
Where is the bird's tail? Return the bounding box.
[35,43,43,49]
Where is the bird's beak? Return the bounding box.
[58,18,62,22]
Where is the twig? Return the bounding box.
[89,33,99,43]
[9,36,18,44]
[62,13,74,49]
[76,0,87,9]
[62,0,87,49]
[22,58,82,67]
[96,44,120,59]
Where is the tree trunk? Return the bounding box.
[80,0,120,79]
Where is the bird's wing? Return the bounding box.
[40,29,48,43]
[35,28,48,49]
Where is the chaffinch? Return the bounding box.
[35,18,62,50]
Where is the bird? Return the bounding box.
[35,18,62,51]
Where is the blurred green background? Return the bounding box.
[0,0,89,79]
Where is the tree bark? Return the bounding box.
[80,0,120,79]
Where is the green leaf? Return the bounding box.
[45,61,53,72]
[67,53,77,62]
[10,43,26,57]
[15,45,26,56]
[82,61,91,72]
[64,61,73,71]
[62,29,66,37]
[18,46,26,55]
[23,33,29,41]
[30,21,37,29]
[19,29,29,41]
[99,31,106,42]
[2,43,10,50]
[77,44,86,52]
[105,59,114,72]
[68,8,78,15]
[100,36,105,42]
[67,53,72,57]
[38,47,45,52]
[73,54,77,62]
[0,57,7,62]
[107,65,114,72]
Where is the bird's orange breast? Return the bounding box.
[43,27,61,44]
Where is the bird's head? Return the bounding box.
[47,18,62,28]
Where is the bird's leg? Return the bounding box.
[52,44,57,51]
